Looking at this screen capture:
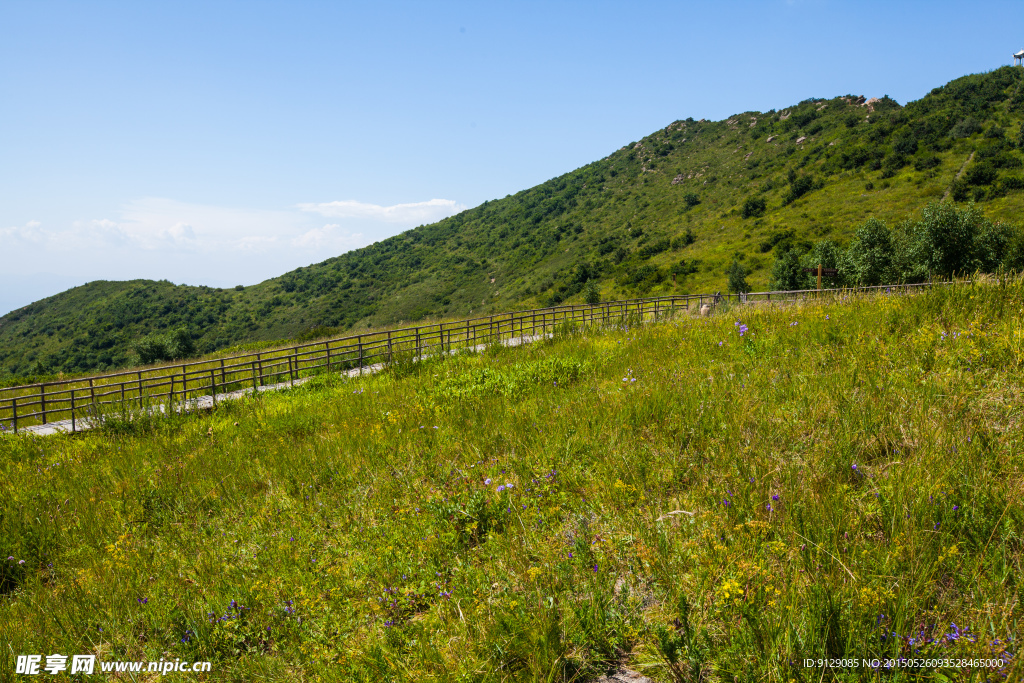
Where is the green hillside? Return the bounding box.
[5,67,1024,380]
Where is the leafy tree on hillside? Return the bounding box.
[845,218,896,286]
[889,221,930,284]
[918,202,988,277]
[770,249,804,291]
[727,259,749,294]
[800,240,848,288]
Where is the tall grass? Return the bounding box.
[0,282,1021,681]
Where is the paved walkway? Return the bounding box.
[10,334,549,437]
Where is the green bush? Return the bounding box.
[131,328,196,365]
[741,197,766,219]
[965,161,998,186]
[783,171,817,204]
[950,117,982,139]
[671,228,696,249]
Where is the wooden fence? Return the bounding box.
[0,282,944,434]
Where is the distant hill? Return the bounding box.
[5,66,1024,380]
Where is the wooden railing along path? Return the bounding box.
[0,282,941,434]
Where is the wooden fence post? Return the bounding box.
[12,395,17,434]
[40,384,47,425]
[137,371,143,410]
[326,342,332,371]
[220,359,226,390]
[211,369,217,406]
[89,378,97,421]
[257,353,264,387]
[70,389,75,433]
[358,336,364,376]
[251,361,258,392]
[387,331,393,364]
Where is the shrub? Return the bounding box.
[683,193,701,208]
[131,328,196,365]
[783,172,817,204]
[671,228,696,249]
[914,155,941,171]
[584,281,600,305]
[950,117,982,139]
[759,229,794,253]
[965,161,997,186]
[951,179,971,202]
[741,197,766,219]
[639,238,671,259]
[672,259,700,277]
[892,131,918,156]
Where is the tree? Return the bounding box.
[727,259,749,294]
[846,218,895,285]
[770,248,804,290]
[800,240,848,287]
[584,280,601,304]
[889,221,930,284]
[917,202,986,277]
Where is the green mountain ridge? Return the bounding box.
[5,66,1024,379]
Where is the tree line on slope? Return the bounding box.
[726,202,1024,293]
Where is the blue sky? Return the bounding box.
[1,1,1021,315]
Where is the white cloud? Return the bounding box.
[1,193,468,313]
[291,223,366,251]
[1,220,46,244]
[297,198,466,225]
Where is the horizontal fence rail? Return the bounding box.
[0,281,952,434]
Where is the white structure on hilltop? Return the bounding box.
[1015,49,1024,67]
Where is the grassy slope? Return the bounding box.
[1,282,1021,680]
[4,67,1024,379]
